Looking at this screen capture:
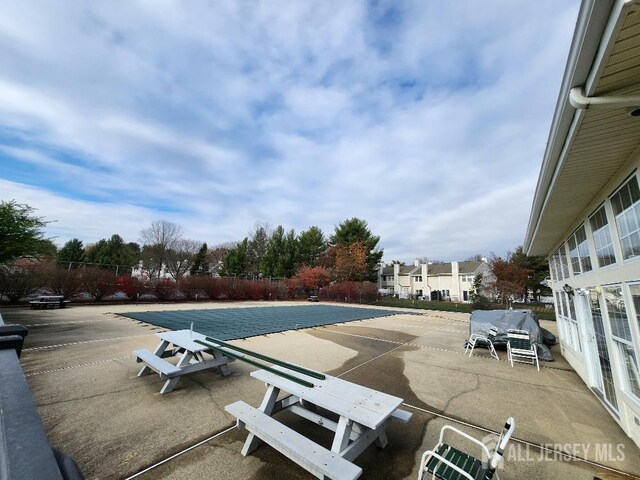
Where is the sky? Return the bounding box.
[0,0,581,263]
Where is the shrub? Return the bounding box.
[154,279,177,301]
[202,277,223,300]
[81,267,118,301]
[118,276,147,300]
[47,264,83,300]
[0,260,43,303]
[177,276,203,300]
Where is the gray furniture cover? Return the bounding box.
[469,309,554,361]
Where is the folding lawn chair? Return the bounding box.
[465,325,499,360]
[417,417,515,480]
[507,329,539,371]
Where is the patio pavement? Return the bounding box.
[2,301,639,480]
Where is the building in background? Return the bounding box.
[524,0,640,447]
[377,259,489,301]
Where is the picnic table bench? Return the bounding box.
[29,296,70,309]
[197,336,412,480]
[133,330,234,394]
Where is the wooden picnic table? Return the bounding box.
[226,365,412,480]
[133,330,234,394]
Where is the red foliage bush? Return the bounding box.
[202,277,223,300]
[177,276,204,300]
[118,276,147,300]
[81,267,118,301]
[154,279,177,301]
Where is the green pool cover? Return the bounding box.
[119,304,399,340]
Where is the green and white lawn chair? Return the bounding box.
[417,417,515,480]
[465,325,499,360]
[507,329,539,371]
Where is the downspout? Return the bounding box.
[569,87,640,111]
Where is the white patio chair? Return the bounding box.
[417,417,515,480]
[506,329,539,371]
[465,325,499,360]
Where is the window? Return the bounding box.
[567,225,592,274]
[549,254,558,282]
[554,289,581,352]
[413,275,422,282]
[461,274,475,282]
[551,246,570,281]
[603,286,640,400]
[590,206,616,268]
[611,176,640,260]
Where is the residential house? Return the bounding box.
[524,0,640,447]
[378,259,489,302]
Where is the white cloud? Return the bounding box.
[0,0,582,261]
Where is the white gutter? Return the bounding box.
[569,87,640,109]
[524,0,640,255]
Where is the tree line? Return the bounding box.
[0,199,385,302]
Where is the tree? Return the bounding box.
[297,226,326,268]
[330,218,383,281]
[0,200,51,263]
[57,239,85,268]
[140,220,183,278]
[488,253,531,305]
[222,239,250,276]
[207,242,234,275]
[510,245,551,302]
[190,243,210,276]
[333,241,369,282]
[85,234,138,273]
[295,265,331,293]
[247,224,271,276]
[469,273,491,310]
[164,239,201,279]
[260,226,298,278]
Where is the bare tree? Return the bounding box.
[140,220,183,278]
[165,239,201,279]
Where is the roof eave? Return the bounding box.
[524,0,621,255]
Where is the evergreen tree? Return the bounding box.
[247,224,270,276]
[57,238,85,268]
[85,234,138,273]
[222,238,249,276]
[190,243,210,276]
[330,218,383,281]
[297,226,326,267]
[0,200,51,262]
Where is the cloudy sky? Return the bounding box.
[0,1,581,262]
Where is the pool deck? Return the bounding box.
[2,301,639,480]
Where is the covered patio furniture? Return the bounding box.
[507,329,540,371]
[465,325,499,360]
[417,417,515,480]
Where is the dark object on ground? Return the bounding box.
[469,309,554,361]
[541,327,557,346]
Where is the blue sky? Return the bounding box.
[0,1,580,262]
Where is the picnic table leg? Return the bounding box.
[241,384,280,455]
[331,417,353,454]
[160,350,193,394]
[138,340,170,377]
[375,430,389,449]
[212,350,232,376]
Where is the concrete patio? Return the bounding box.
[2,301,638,480]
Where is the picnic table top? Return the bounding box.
[251,366,403,429]
[156,329,210,353]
